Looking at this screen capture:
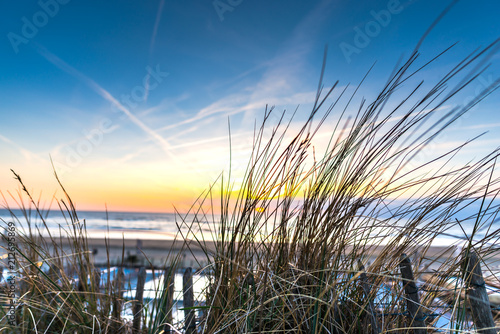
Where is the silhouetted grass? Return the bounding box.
[180,42,500,333]
[1,41,500,333]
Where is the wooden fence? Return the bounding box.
[4,251,496,332]
[122,251,498,333]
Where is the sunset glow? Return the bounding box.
[1,0,499,213]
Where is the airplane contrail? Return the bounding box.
[144,0,165,102]
[33,43,181,164]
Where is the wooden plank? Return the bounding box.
[163,267,175,334]
[111,268,124,332]
[183,267,196,334]
[133,267,147,333]
[358,260,380,334]
[112,268,124,321]
[464,251,497,334]
[92,268,101,291]
[399,254,426,334]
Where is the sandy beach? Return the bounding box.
[13,229,498,273]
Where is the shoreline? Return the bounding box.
[4,229,499,271]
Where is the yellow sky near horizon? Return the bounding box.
[2,103,499,216]
[2,1,500,218]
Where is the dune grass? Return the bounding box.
[179,43,500,333]
[0,172,184,333]
[1,42,500,333]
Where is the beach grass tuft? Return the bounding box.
[1,42,500,333]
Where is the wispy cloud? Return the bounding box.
[460,122,500,130]
[158,0,335,132]
[139,93,190,118]
[149,0,165,55]
[144,0,166,102]
[158,90,317,132]
[0,133,44,162]
[33,44,181,164]
[168,131,249,151]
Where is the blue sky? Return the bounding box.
[1,0,499,212]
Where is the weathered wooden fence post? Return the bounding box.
[92,268,101,291]
[111,268,124,333]
[399,254,426,334]
[358,260,380,334]
[163,267,175,334]
[48,263,58,281]
[112,268,124,322]
[183,267,196,334]
[133,267,147,333]
[464,251,497,334]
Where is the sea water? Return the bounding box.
[1,196,499,244]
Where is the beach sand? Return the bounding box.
[19,229,499,275]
